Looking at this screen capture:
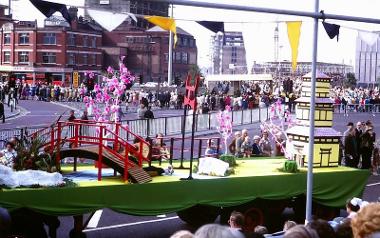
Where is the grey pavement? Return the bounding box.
[3,103,21,119]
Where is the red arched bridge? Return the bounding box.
[30,119,151,182]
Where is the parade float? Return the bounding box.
[0,72,370,237]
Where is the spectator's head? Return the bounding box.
[253,135,261,144]
[194,224,234,238]
[306,219,335,238]
[0,207,11,237]
[351,203,380,238]
[254,225,268,235]
[283,220,297,231]
[228,211,244,229]
[170,230,194,238]
[262,131,269,139]
[346,122,354,129]
[242,129,248,138]
[235,131,241,138]
[284,225,319,238]
[5,141,14,150]
[69,109,75,116]
[346,197,361,213]
[356,121,362,130]
[335,219,353,238]
[244,136,250,143]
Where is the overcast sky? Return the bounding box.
[3,0,380,68]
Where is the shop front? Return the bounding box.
[0,65,73,86]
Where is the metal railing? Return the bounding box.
[0,107,269,148]
[333,103,380,114]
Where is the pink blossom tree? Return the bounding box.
[83,58,135,125]
[260,99,296,159]
[216,105,233,154]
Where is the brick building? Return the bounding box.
[0,7,103,86]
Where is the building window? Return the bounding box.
[68,34,75,46]
[183,38,188,47]
[4,33,11,44]
[3,52,10,62]
[68,53,75,65]
[91,54,96,65]
[42,52,56,64]
[18,51,29,64]
[164,53,169,63]
[181,52,188,64]
[19,33,29,44]
[91,37,96,48]
[175,52,181,63]
[43,33,56,45]
[83,35,89,47]
[83,54,88,65]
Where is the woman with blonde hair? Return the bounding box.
[351,203,380,238]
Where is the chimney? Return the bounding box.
[68,7,78,21]
[68,7,78,30]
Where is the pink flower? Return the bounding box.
[107,66,114,74]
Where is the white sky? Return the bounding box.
[4,0,380,68]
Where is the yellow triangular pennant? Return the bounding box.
[286,21,302,72]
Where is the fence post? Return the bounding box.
[208,112,211,130]
[164,117,168,136]
[115,123,119,152]
[56,122,62,171]
[195,114,198,132]
[241,109,244,125]
[126,121,130,141]
[98,125,103,181]
[198,139,203,159]
[259,107,261,122]
[250,108,253,123]
[216,137,221,158]
[146,119,150,138]
[169,137,174,164]
[124,142,129,181]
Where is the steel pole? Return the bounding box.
[167,4,174,85]
[159,0,380,24]
[305,0,319,225]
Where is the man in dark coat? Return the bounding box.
[0,101,5,123]
[144,106,154,119]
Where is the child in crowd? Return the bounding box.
[241,136,252,158]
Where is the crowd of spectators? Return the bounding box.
[169,199,380,238]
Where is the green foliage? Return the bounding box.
[279,160,299,173]
[225,167,235,176]
[219,154,237,167]
[344,72,357,88]
[13,137,57,173]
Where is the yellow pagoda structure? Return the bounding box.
[286,72,341,167]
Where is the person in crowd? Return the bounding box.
[194,224,234,238]
[229,132,241,155]
[343,122,354,143]
[205,139,218,158]
[0,101,5,123]
[355,121,363,159]
[228,211,245,238]
[351,203,380,238]
[259,131,272,156]
[335,219,353,238]
[241,136,252,158]
[360,121,376,169]
[306,219,336,238]
[372,147,380,175]
[235,129,248,158]
[137,104,147,119]
[346,197,365,219]
[251,135,263,156]
[274,133,285,156]
[67,110,76,122]
[170,230,194,238]
[343,126,359,168]
[152,133,170,162]
[254,225,268,236]
[0,142,17,168]
[144,106,155,119]
[283,225,319,238]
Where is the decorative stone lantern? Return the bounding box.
[286,72,341,167]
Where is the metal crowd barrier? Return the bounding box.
[0,107,269,147]
[333,103,380,114]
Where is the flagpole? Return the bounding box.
[305,0,319,224]
[167,4,174,85]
